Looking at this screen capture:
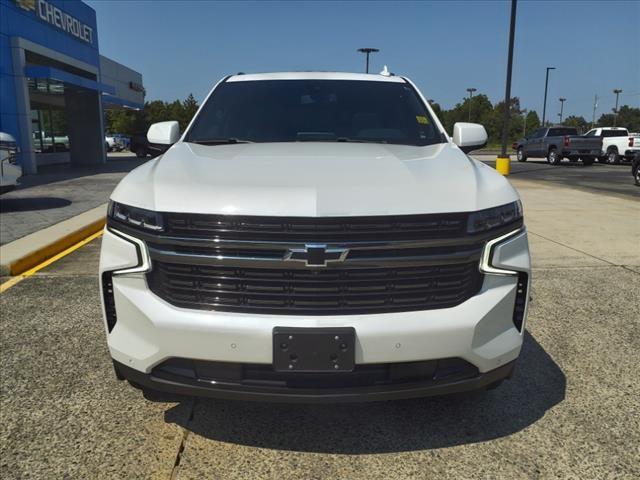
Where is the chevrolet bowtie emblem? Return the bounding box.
[284,244,350,267]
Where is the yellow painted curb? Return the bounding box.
[8,218,106,276]
[496,156,511,176]
[0,229,104,293]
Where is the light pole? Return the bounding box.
[613,89,622,126]
[558,97,566,124]
[357,48,379,74]
[466,87,477,122]
[541,66,555,127]
[496,0,517,176]
[522,108,528,137]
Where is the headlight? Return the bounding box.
[467,200,522,234]
[108,201,163,232]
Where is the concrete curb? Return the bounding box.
[0,203,107,276]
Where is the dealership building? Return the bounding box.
[1,0,144,173]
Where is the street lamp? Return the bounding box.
[558,97,566,124]
[357,48,379,74]
[466,87,477,121]
[497,0,518,176]
[541,66,556,127]
[613,89,622,126]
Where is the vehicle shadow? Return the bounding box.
[160,331,565,453]
[0,197,72,213]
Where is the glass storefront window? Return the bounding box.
[30,107,70,153]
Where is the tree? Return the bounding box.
[440,94,493,135]
[181,94,199,130]
[482,97,524,145]
[563,115,588,133]
[524,111,540,137]
[596,105,640,131]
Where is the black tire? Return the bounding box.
[633,164,640,186]
[582,157,594,166]
[567,156,578,162]
[135,147,147,158]
[607,148,620,165]
[547,148,561,165]
[516,147,527,162]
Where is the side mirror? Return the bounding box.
[147,121,180,146]
[452,122,488,153]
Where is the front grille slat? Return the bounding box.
[148,261,482,315]
[164,213,467,242]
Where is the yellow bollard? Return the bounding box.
[496,156,511,176]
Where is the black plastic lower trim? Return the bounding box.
[114,360,516,403]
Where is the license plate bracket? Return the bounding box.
[273,327,355,373]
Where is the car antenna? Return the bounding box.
[379,65,391,77]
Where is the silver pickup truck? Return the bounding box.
[513,126,602,166]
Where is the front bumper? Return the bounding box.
[115,358,516,403]
[99,226,531,401]
[0,161,22,187]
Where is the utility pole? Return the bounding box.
[591,94,598,128]
[522,108,528,137]
[496,0,517,176]
[558,97,566,124]
[541,66,555,127]
[466,88,477,122]
[357,48,379,74]
[613,89,622,126]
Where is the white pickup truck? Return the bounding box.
[584,127,633,164]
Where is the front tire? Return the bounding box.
[582,157,595,166]
[633,164,640,186]
[517,147,527,162]
[547,148,561,165]
[607,148,620,165]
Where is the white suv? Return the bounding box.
[100,72,531,402]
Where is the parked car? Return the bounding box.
[583,127,634,164]
[101,71,531,403]
[0,132,22,194]
[627,135,640,186]
[513,126,602,165]
[105,133,127,152]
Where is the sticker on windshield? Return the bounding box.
[416,115,429,124]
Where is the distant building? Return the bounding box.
[0,0,144,173]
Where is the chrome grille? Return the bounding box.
[147,261,482,315]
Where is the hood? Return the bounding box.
[111,141,518,216]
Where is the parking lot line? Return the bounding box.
[0,230,103,294]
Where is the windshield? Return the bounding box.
[185,80,443,146]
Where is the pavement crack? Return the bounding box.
[170,398,197,480]
[527,231,622,267]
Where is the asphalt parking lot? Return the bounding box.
[474,155,639,200]
[1,163,639,479]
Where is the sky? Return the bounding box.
[87,0,640,120]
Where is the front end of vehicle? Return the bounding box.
[0,133,22,192]
[100,200,531,402]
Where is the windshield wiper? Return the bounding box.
[336,137,388,144]
[188,138,254,145]
[296,137,388,144]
